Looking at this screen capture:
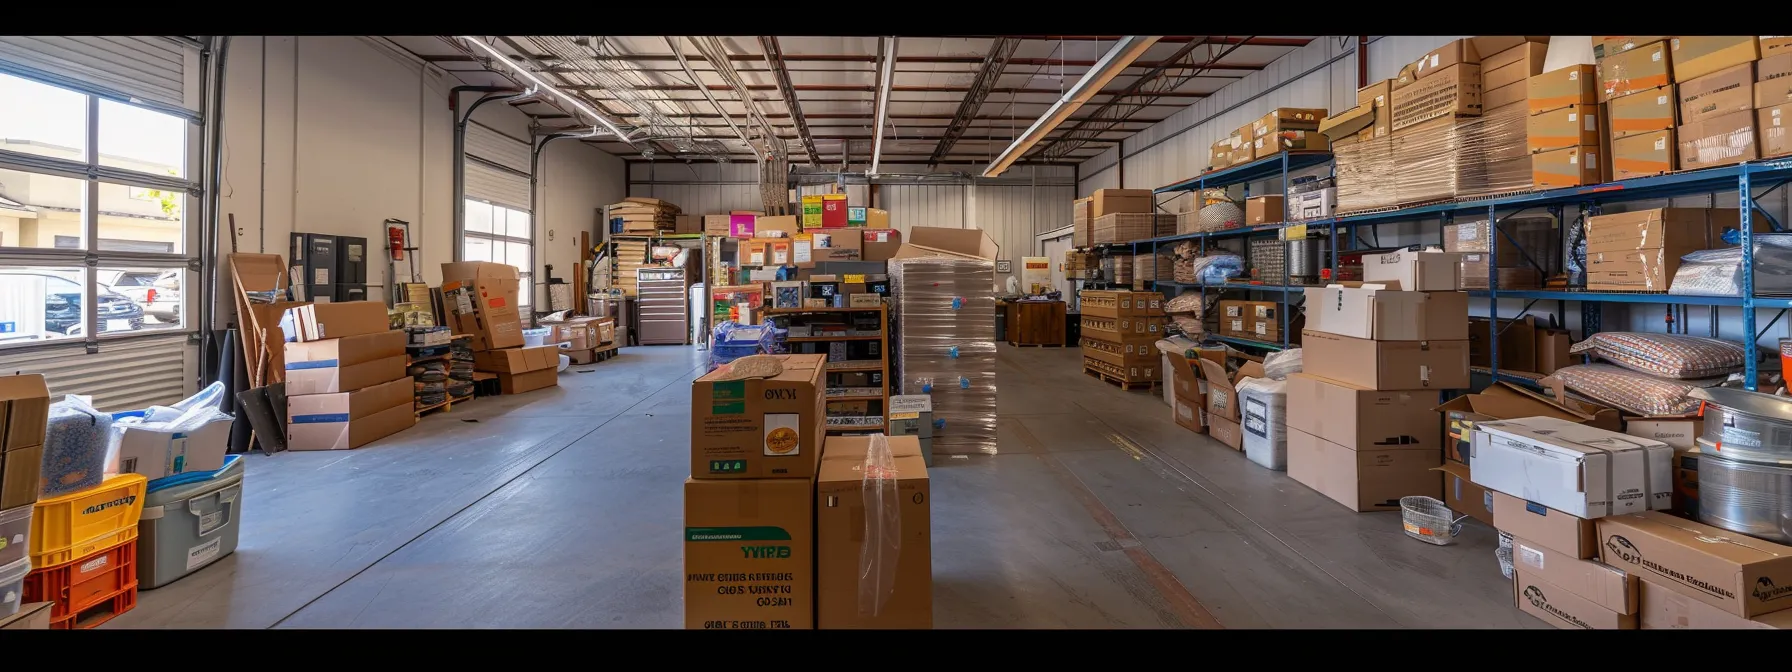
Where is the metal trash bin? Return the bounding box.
[137,455,243,590]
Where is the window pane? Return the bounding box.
[506,240,532,270]
[505,208,530,239]
[0,168,86,250]
[463,237,491,263]
[0,266,85,343]
[97,181,183,254]
[0,73,87,162]
[96,266,182,333]
[98,99,187,179]
[466,200,493,234]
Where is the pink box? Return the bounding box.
[729,214,757,237]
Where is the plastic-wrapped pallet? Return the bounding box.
[1238,377,1287,470]
[891,256,998,456]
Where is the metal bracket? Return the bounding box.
[84,339,99,354]
[187,257,203,272]
[83,253,99,268]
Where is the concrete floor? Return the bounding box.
[109,344,1542,629]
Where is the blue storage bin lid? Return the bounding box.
[146,454,243,495]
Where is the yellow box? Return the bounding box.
[29,473,146,567]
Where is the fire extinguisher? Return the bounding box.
[387,221,407,261]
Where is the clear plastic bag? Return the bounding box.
[1568,332,1750,380]
[1261,348,1303,381]
[43,395,113,497]
[1668,234,1792,297]
[1190,254,1245,284]
[105,381,234,477]
[858,434,902,617]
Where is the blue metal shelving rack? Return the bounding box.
[1138,151,1792,391]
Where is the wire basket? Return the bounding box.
[1400,496,1467,546]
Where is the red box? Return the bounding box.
[821,194,848,228]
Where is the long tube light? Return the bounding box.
[457,36,634,145]
[869,36,898,176]
[982,36,1159,177]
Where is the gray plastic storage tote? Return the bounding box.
[137,455,242,589]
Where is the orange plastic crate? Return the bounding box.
[49,584,136,630]
[25,538,138,628]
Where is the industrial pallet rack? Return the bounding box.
[1131,149,1792,391]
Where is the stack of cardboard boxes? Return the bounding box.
[1445,216,1556,290]
[1600,36,1792,174]
[442,261,560,395]
[1215,107,1329,169]
[1528,62,1607,189]
[1285,250,1471,511]
[684,354,932,629]
[283,302,416,451]
[1086,189,1155,245]
[0,375,48,520]
[1582,207,1744,292]
[1215,299,1296,344]
[1076,290,1164,385]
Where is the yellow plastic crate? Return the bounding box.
[30,474,146,567]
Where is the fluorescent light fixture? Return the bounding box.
[457,36,634,145]
[982,36,1159,177]
[869,36,898,176]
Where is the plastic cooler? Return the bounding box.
[30,473,148,567]
[25,538,138,629]
[0,556,27,618]
[0,504,32,567]
[138,455,243,589]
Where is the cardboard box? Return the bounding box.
[440,261,522,351]
[703,214,731,236]
[865,208,890,229]
[283,331,407,396]
[1195,358,1262,424]
[1597,42,1672,102]
[1483,82,1528,114]
[691,354,826,480]
[1598,511,1792,618]
[1531,65,1599,113]
[673,214,700,234]
[0,443,43,510]
[1209,139,1233,168]
[1252,107,1327,137]
[1532,145,1604,189]
[1609,86,1677,139]
[1626,417,1703,451]
[1435,381,1617,462]
[1612,129,1677,179]
[683,476,814,629]
[472,344,559,373]
[815,436,931,629]
[1514,565,1639,629]
[1472,416,1673,518]
[1767,37,1792,58]
[1300,330,1470,391]
[1595,37,1668,59]
[1535,326,1575,375]
[1360,249,1463,291]
[1390,63,1481,132]
[1484,41,1550,91]
[1494,491,1598,558]
[1207,415,1242,450]
[1319,103,1375,142]
[1252,129,1329,155]
[1527,104,1603,152]
[1761,104,1792,158]
[1679,62,1755,127]
[1513,535,1639,614]
[285,377,417,451]
[1286,428,1441,513]
[282,301,391,342]
[1761,51,1792,82]
[0,374,49,452]
[1285,373,1440,451]
[860,229,902,262]
[1437,462,1493,526]
[1359,79,1394,139]
[891,226,997,262]
[1301,284,1469,341]
[1670,36,1760,83]
[1585,207,1744,255]
[1090,189,1153,217]
[1638,578,1792,629]
[1412,39,1480,78]
[113,407,231,478]
[1244,196,1284,225]
[1679,108,1759,169]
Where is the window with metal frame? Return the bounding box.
[463,198,533,310]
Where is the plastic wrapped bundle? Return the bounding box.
[1550,364,1722,416]
[1261,348,1303,380]
[1669,234,1792,297]
[1191,255,1245,284]
[710,321,778,371]
[43,396,112,498]
[1569,332,1750,380]
[1238,377,1288,471]
[891,256,997,456]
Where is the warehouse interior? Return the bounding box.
[1,35,1790,630]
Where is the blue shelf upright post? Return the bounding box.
[1281,151,1292,348]
[1741,166,1758,392]
[1486,203,1500,382]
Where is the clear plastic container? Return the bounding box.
[0,505,31,567]
[0,556,28,618]
[521,327,552,347]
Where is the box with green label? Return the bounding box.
[691,353,826,479]
[684,476,814,629]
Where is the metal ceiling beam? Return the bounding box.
[573,83,1210,97]
[977,36,1313,47]
[869,37,898,175]
[759,36,822,167]
[1030,36,1254,161]
[664,36,759,158]
[927,37,1021,167]
[983,35,1160,177]
[516,53,1268,71]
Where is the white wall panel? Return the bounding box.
[884,185,966,231]
[1365,35,1469,83]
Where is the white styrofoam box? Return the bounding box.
[1470,416,1672,518]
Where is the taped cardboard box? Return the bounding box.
[1286,427,1441,513]
[1596,41,1671,103]
[1358,79,1394,139]
[1090,189,1153,217]
[1300,330,1470,391]
[1390,63,1482,132]
[1609,86,1677,139]
[282,301,391,343]
[683,476,814,629]
[691,353,826,480]
[1361,249,1463,291]
[1669,36,1760,83]
[1584,207,1744,255]
[1436,461,1493,526]
[285,377,417,451]
[1679,62,1756,127]
[1514,565,1639,629]
[1244,196,1284,225]
[1471,416,1673,518]
[1252,107,1327,137]
[1761,104,1792,159]
[1483,41,1550,91]
[283,330,407,395]
[1285,373,1441,452]
[815,435,931,629]
[440,261,522,351]
[1612,129,1677,180]
[1532,145,1604,189]
[1531,65,1599,113]
[1594,36,1667,60]
[1301,284,1469,341]
[1412,39,1481,79]
[1597,511,1792,618]
[0,374,49,452]
[1638,578,1792,629]
[1494,491,1598,558]
[1252,129,1328,155]
[473,344,561,395]
[1513,535,1639,614]
[1527,104,1603,153]
[0,443,43,510]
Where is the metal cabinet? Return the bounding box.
[636,268,688,345]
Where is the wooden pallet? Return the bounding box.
[1083,366,1158,391]
[567,342,622,365]
[1007,342,1064,348]
[416,394,473,418]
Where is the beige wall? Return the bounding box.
[217,36,626,326]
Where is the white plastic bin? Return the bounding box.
[0,505,30,567]
[0,556,28,618]
[522,327,552,347]
[1238,377,1288,471]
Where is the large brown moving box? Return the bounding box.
[285,377,417,451]
[1596,511,1792,618]
[683,477,814,629]
[1284,373,1441,452]
[691,354,826,479]
[473,344,561,394]
[816,436,932,629]
[441,261,524,351]
[1299,330,1470,391]
[1286,427,1440,512]
[1514,565,1639,629]
[283,330,407,396]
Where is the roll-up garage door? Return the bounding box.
[0,37,203,410]
[464,122,532,210]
